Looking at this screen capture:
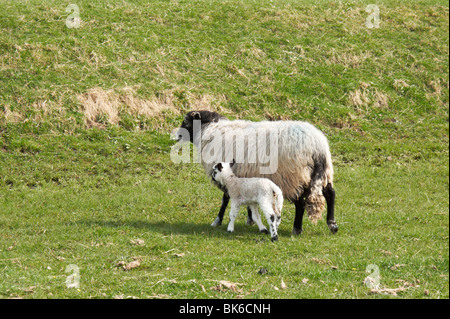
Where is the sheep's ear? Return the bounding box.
[230,159,236,168]
[217,163,223,171]
[191,111,201,120]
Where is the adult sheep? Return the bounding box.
[174,110,337,235]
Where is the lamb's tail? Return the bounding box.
[272,187,283,217]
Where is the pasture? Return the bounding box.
[0,0,448,299]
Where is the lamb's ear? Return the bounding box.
[230,159,236,168]
[191,111,201,120]
[217,163,223,171]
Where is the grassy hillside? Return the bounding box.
[0,0,448,299]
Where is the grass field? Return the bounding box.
[0,0,448,299]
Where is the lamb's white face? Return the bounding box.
[211,162,231,185]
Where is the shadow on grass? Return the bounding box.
[75,219,295,240]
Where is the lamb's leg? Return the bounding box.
[227,202,240,233]
[323,183,338,234]
[293,197,306,235]
[260,202,278,241]
[245,206,254,225]
[276,214,281,230]
[211,192,229,227]
[249,205,269,234]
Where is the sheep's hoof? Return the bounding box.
[211,217,222,227]
[292,227,303,235]
[271,235,278,242]
[227,230,233,233]
[260,229,270,235]
[327,220,338,234]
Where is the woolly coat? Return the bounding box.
[194,119,333,209]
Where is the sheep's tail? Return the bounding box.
[305,192,325,225]
[305,152,332,224]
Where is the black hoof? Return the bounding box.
[328,221,338,234]
[260,229,270,235]
[271,235,278,242]
[292,227,303,235]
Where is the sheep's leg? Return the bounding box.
[227,202,240,233]
[323,183,338,234]
[245,207,254,225]
[249,205,269,234]
[260,202,278,241]
[292,197,306,235]
[211,192,229,227]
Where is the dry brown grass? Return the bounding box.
[326,51,372,69]
[77,87,228,128]
[1,105,23,123]
[347,82,389,112]
[1,98,68,126]
[428,79,444,96]
[348,88,370,109]
[1,87,229,129]
[393,79,410,90]
[425,79,448,106]
[77,87,178,127]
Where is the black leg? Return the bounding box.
[246,206,254,225]
[292,197,306,235]
[323,183,338,234]
[211,192,229,227]
[218,192,230,223]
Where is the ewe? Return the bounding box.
[175,111,337,236]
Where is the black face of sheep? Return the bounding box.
[177,110,224,143]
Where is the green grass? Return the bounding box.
[0,0,448,298]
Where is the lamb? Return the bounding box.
[174,110,337,236]
[211,160,283,241]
